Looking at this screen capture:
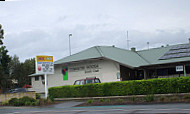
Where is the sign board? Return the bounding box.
[176,65,183,72]
[36,55,54,74]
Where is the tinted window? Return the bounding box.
[74,81,80,85]
[35,76,39,81]
[86,79,94,84]
[41,76,44,80]
[80,80,84,85]
[94,79,100,83]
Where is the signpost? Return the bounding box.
[176,65,186,77]
[36,55,54,98]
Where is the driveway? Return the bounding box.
[1,101,190,114]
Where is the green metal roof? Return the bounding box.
[137,43,190,66]
[55,44,190,68]
[55,46,149,68]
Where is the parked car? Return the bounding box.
[8,88,27,93]
[74,77,101,85]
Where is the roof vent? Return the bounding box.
[112,45,115,47]
[131,47,136,52]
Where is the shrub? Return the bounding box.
[159,96,168,102]
[36,93,41,99]
[105,99,111,103]
[19,96,36,106]
[183,94,190,100]
[117,98,124,103]
[49,76,190,98]
[144,94,154,102]
[87,99,94,104]
[99,98,104,102]
[8,98,19,106]
[8,96,37,106]
[131,96,137,102]
[169,96,179,102]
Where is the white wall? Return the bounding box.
[30,76,45,93]
[47,59,120,88]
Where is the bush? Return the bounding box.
[183,94,190,100]
[99,98,104,102]
[105,99,111,102]
[117,98,124,103]
[49,76,190,98]
[87,99,94,104]
[131,96,137,102]
[36,93,41,99]
[19,96,36,106]
[159,96,168,102]
[8,96,37,106]
[144,94,154,102]
[8,98,19,106]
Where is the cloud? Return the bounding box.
[1,0,190,62]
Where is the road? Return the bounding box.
[1,101,190,114]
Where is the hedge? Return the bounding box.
[49,76,190,98]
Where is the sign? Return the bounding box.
[176,66,183,72]
[69,64,101,74]
[36,55,54,74]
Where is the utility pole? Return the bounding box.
[127,31,130,50]
[147,42,149,50]
[69,33,72,56]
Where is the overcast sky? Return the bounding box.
[1,0,190,62]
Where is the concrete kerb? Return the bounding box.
[54,93,190,101]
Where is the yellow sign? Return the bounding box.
[36,56,53,62]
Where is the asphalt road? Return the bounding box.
[1,101,190,114]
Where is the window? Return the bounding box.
[117,72,120,79]
[80,80,84,85]
[74,81,80,85]
[35,76,39,81]
[41,76,44,80]
[94,79,100,83]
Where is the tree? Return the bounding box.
[10,56,35,88]
[0,46,11,89]
[0,24,4,45]
[0,24,11,89]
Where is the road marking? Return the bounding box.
[10,108,190,114]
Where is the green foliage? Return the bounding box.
[117,98,124,102]
[10,56,35,88]
[49,76,190,98]
[131,96,137,102]
[105,99,111,102]
[0,46,11,88]
[99,98,104,102]
[87,99,94,104]
[36,93,41,99]
[8,96,37,106]
[182,94,190,100]
[8,98,19,106]
[159,96,168,102]
[144,94,154,102]
[169,96,179,102]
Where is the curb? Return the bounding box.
[54,93,190,101]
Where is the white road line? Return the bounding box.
[9,108,190,114]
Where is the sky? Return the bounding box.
[0,0,190,62]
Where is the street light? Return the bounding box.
[69,33,72,56]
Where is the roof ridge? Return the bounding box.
[95,46,104,57]
[135,52,151,64]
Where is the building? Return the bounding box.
[29,42,190,93]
